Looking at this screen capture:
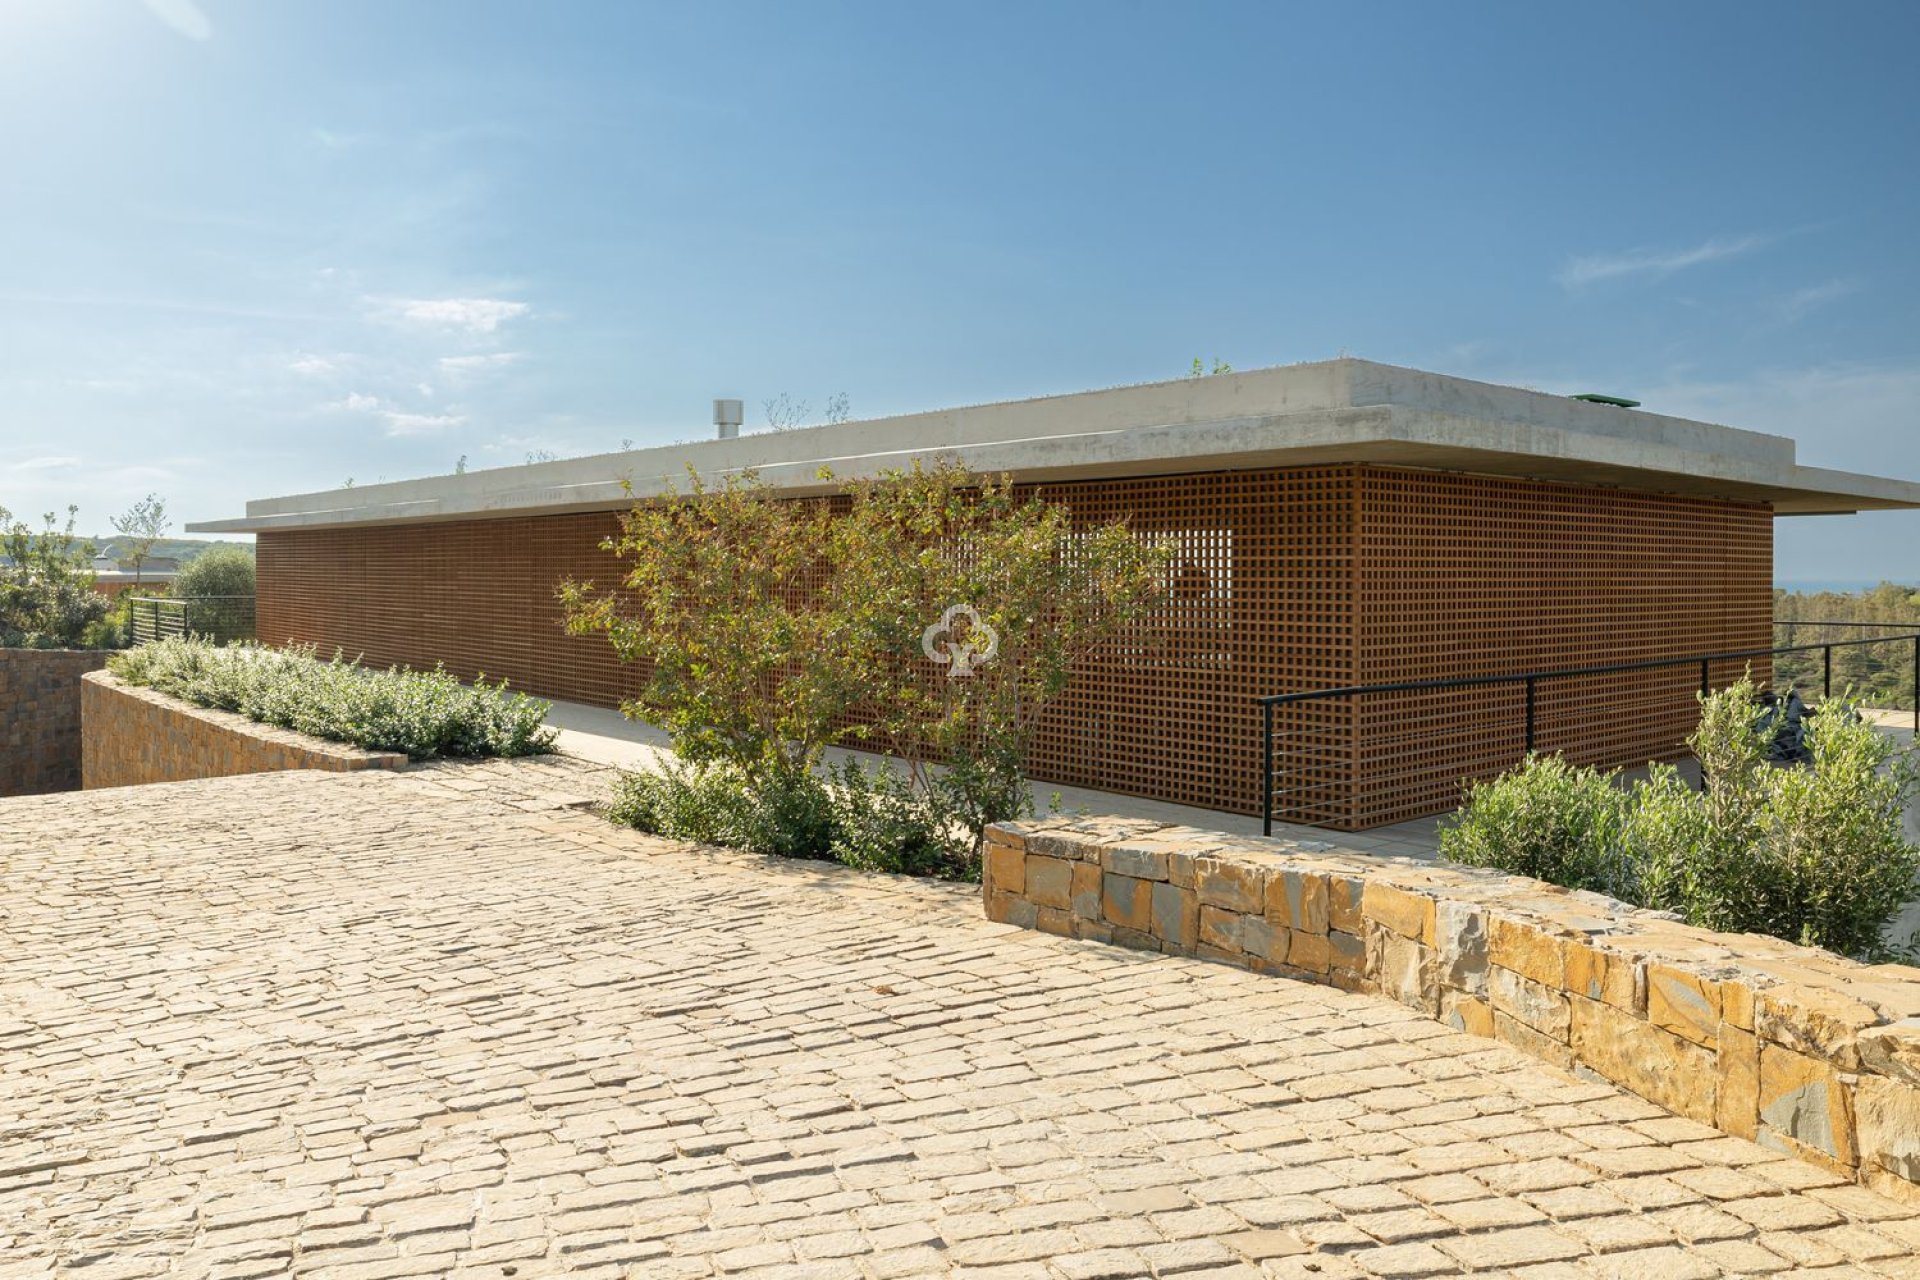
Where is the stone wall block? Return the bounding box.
[1361,882,1434,943]
[985,843,1025,896]
[1756,985,1880,1072]
[1495,1012,1575,1072]
[1758,1043,1857,1167]
[1195,858,1265,914]
[1102,874,1153,933]
[1854,1076,1920,1183]
[1025,857,1074,911]
[1370,929,1438,1014]
[1716,1024,1761,1141]
[1571,996,1717,1126]
[1565,942,1639,1010]
[1648,966,1722,1049]
[1721,978,1758,1032]
[1287,931,1331,976]
[1441,991,1494,1039]
[1487,917,1566,989]
[1270,869,1329,935]
[1104,844,1169,882]
[1489,965,1571,1041]
[1241,916,1288,966]
[1435,900,1488,995]
[1328,877,1364,933]
[1199,906,1247,954]
[1858,1019,1920,1087]
[1070,863,1102,920]
[1150,882,1198,951]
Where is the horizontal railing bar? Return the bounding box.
[1256,632,1920,707]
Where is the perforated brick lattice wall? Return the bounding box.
[258,512,642,711]
[1340,471,1772,827]
[257,465,1772,828]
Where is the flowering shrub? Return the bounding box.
[110,637,556,760]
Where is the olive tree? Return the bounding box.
[561,460,1171,859]
[110,492,170,586]
[0,505,109,648]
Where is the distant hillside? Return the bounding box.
[86,536,252,564]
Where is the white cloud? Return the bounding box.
[438,352,524,376]
[382,412,467,437]
[139,0,212,40]
[334,391,464,436]
[378,297,530,334]
[1557,234,1771,289]
[288,354,338,377]
[1772,278,1859,324]
[15,455,82,472]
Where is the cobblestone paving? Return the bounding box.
[4,760,1920,1279]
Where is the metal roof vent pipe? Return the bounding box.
[713,398,743,440]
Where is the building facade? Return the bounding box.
[198,360,1919,828]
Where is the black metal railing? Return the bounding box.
[1259,627,1920,836]
[127,595,256,647]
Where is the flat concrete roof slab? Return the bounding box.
[189,358,1920,533]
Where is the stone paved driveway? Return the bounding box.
[4,761,1920,1279]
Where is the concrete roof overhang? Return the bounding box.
[189,358,1920,535]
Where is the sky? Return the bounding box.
[1,0,1917,583]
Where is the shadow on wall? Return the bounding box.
[0,648,112,797]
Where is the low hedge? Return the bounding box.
[109,637,556,761]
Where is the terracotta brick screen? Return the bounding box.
[0,648,111,796]
[82,671,407,789]
[1342,470,1773,827]
[257,464,1771,828]
[983,815,1920,1202]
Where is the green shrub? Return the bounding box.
[1437,754,1634,898]
[1443,679,1920,961]
[110,637,555,760]
[827,758,980,880]
[1,505,110,648]
[173,544,255,598]
[1633,683,1920,958]
[605,753,991,881]
[172,545,256,642]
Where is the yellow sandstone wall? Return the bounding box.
[82,670,407,789]
[984,815,1920,1201]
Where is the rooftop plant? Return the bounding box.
[110,637,556,761]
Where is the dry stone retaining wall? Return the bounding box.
[0,648,111,796]
[82,669,407,789]
[984,814,1920,1202]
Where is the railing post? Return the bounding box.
[1913,634,1918,735]
[1261,702,1274,838]
[1824,645,1833,701]
[1699,658,1709,700]
[1524,676,1536,755]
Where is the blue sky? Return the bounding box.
[2,0,1917,582]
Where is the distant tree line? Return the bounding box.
[1773,583,1920,710]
